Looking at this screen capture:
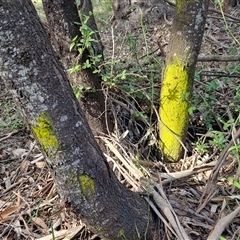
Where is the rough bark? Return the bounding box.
[159,0,209,162]
[0,1,155,239]
[42,0,112,151]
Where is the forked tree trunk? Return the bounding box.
[159,0,209,162]
[42,0,112,151]
[0,1,156,239]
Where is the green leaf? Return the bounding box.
[233,181,240,189]
[68,65,81,74]
[219,236,227,240]
[69,42,75,51]
[188,105,196,115]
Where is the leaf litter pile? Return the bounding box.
[1,1,240,239]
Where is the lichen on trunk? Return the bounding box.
[31,112,59,157]
[159,0,209,162]
[160,57,191,161]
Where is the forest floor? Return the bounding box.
[1,1,240,240]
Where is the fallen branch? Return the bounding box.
[141,178,190,240]
[198,55,240,62]
[209,7,240,22]
[160,160,217,185]
[207,205,240,240]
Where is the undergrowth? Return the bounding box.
[69,1,240,209]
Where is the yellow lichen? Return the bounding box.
[159,57,190,162]
[79,174,95,199]
[31,112,59,157]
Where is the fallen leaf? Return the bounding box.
[0,149,10,160]
[20,160,30,173]
[52,217,62,230]
[35,161,46,168]
[3,177,11,189]
[32,217,49,230]
[12,148,26,158]
[0,205,21,222]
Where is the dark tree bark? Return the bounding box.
[42,0,112,151]
[0,1,156,239]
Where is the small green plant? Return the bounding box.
[209,131,228,150]
[191,75,220,130]
[219,236,227,240]
[72,85,95,99]
[69,12,102,75]
[229,63,240,75]
[27,202,41,223]
[227,176,240,189]
[117,229,127,240]
[0,100,23,131]
[229,144,240,160]
[192,141,208,154]
[218,118,235,131]
[188,105,197,116]
[229,44,237,56]
[50,219,56,240]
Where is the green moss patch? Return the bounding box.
[31,112,59,157]
[79,174,95,199]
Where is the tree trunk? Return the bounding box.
[0,1,156,239]
[159,0,209,162]
[42,0,112,151]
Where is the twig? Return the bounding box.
[0,131,19,142]
[200,71,240,78]
[2,179,24,194]
[157,40,166,58]
[205,34,229,49]
[141,178,190,240]
[209,7,240,23]
[198,55,240,62]
[197,128,240,213]
[159,160,217,185]
[163,0,240,22]
[207,205,240,240]
[0,91,11,99]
